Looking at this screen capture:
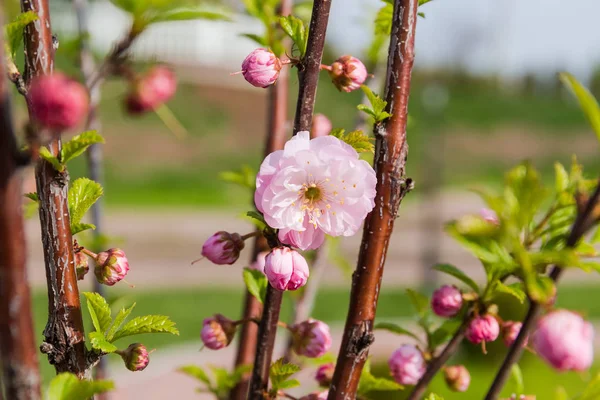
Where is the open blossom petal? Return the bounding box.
[256,132,376,241]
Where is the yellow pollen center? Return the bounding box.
[305,186,321,201]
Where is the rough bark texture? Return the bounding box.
[328,0,418,398]
[248,1,333,398]
[22,0,89,378]
[0,9,41,399]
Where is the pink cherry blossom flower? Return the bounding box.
[255,131,376,250]
[532,310,594,371]
[431,285,463,317]
[388,344,426,385]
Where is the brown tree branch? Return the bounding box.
[248,1,333,398]
[327,0,419,397]
[484,181,600,400]
[22,0,89,378]
[0,7,41,399]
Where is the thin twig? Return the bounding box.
[327,0,419,397]
[484,181,600,400]
[0,6,41,399]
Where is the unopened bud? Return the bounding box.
[125,66,177,115]
[328,56,368,92]
[444,365,470,392]
[315,362,334,387]
[388,344,426,385]
[431,285,463,317]
[311,114,333,138]
[240,48,282,88]
[502,321,527,347]
[264,247,309,291]
[119,343,150,372]
[291,319,332,358]
[466,314,499,345]
[201,314,237,350]
[200,231,245,265]
[94,248,129,286]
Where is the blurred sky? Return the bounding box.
[328,0,600,81]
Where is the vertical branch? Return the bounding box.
[0,7,41,399]
[72,0,108,386]
[328,0,418,398]
[484,181,600,400]
[22,0,89,378]
[248,1,333,398]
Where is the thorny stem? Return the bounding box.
[247,1,334,399]
[0,7,41,399]
[327,0,419,398]
[22,0,90,378]
[484,181,600,400]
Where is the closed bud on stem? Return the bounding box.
[466,314,500,352]
[74,251,89,281]
[290,319,332,358]
[388,344,426,385]
[28,73,89,132]
[94,248,129,286]
[311,113,332,138]
[200,314,237,350]
[199,231,245,265]
[125,66,177,115]
[264,247,309,291]
[118,343,150,372]
[431,285,463,317]
[327,55,368,93]
[238,48,283,88]
[315,362,335,387]
[502,321,527,347]
[444,365,470,392]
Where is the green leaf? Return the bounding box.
[68,178,103,230]
[509,364,525,394]
[243,268,268,304]
[373,322,420,342]
[148,9,230,24]
[329,129,375,153]
[495,282,527,304]
[432,263,479,293]
[277,379,300,390]
[219,165,256,190]
[106,303,136,342]
[178,365,212,386]
[554,162,569,193]
[111,315,179,342]
[109,0,140,14]
[429,318,462,349]
[82,292,112,334]
[71,223,96,235]
[240,33,268,46]
[40,147,64,172]
[89,331,118,354]
[527,275,556,305]
[279,15,307,56]
[424,394,444,400]
[269,358,300,390]
[61,131,105,165]
[560,72,600,142]
[245,211,267,230]
[358,360,403,395]
[374,2,393,35]
[47,373,114,400]
[406,288,429,317]
[4,11,38,59]
[592,226,600,244]
[24,192,39,201]
[580,373,600,400]
[359,85,392,123]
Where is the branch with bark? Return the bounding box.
[327,0,418,397]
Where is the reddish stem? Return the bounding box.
[0,7,41,399]
[327,0,419,397]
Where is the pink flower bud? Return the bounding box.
[240,48,282,88]
[200,314,237,350]
[264,247,309,291]
[201,231,245,265]
[444,365,470,392]
[388,344,426,385]
[328,56,368,92]
[431,285,463,317]
[315,362,335,387]
[125,66,177,115]
[94,248,129,286]
[466,314,500,345]
[75,252,89,281]
[291,319,332,358]
[119,343,150,372]
[311,114,332,138]
[480,208,499,225]
[28,73,88,131]
[249,251,268,274]
[299,391,328,400]
[502,321,527,347]
[532,310,594,371]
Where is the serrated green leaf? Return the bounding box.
[360,85,391,123]
[243,268,268,304]
[329,128,374,153]
[47,372,114,400]
[24,192,38,201]
[432,263,479,293]
[71,223,96,236]
[5,11,38,59]
[23,199,39,219]
[89,331,118,354]
[178,365,212,386]
[277,379,300,390]
[106,303,136,342]
[374,322,420,342]
[148,8,230,24]
[279,15,307,56]
[269,358,300,389]
[111,315,179,342]
[509,364,525,394]
[61,131,105,165]
[357,104,377,118]
[374,3,393,35]
[560,72,600,143]
[495,282,527,304]
[68,178,103,230]
[40,146,64,172]
[83,292,112,334]
[406,288,429,317]
[527,275,556,305]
